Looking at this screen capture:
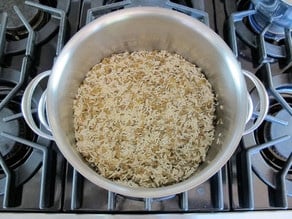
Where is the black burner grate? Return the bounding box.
[65,165,229,212]
[1,0,292,214]
[224,0,292,211]
[226,0,292,66]
[1,0,71,55]
[81,0,209,26]
[0,0,78,211]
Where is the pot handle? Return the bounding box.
[242,70,269,135]
[22,70,268,139]
[21,71,54,140]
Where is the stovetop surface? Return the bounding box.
[0,0,291,214]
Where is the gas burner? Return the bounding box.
[248,0,292,41]
[248,14,286,41]
[1,0,53,41]
[0,75,51,195]
[0,87,33,171]
[257,93,292,172]
[227,0,292,61]
[243,73,292,195]
[1,0,69,54]
[235,0,288,41]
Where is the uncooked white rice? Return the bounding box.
[73,50,216,188]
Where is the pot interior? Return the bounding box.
[48,7,247,197]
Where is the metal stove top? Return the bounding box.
[0,0,291,215]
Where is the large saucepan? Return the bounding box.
[21,7,268,198]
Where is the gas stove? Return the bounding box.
[0,0,291,217]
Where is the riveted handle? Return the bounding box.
[21,71,54,140]
[242,70,269,135]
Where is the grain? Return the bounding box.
[73,50,216,188]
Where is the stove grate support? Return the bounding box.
[258,63,292,116]
[276,153,292,209]
[70,169,83,210]
[282,29,292,72]
[25,1,67,57]
[228,9,256,58]
[241,136,291,210]
[0,150,15,208]
[69,167,226,211]
[0,12,7,64]
[0,6,35,112]
[0,132,54,209]
[227,8,291,63]
[85,0,209,25]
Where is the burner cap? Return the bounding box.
[270,109,292,160]
[248,0,292,40]
[231,1,288,59]
[248,14,286,41]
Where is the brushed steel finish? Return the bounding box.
[45,7,249,198]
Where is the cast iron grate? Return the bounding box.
[226,0,292,67]
[0,1,69,211]
[1,0,70,55]
[225,0,292,210]
[82,0,209,25]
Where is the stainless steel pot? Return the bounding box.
[21,7,268,198]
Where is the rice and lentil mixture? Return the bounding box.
[73,50,216,188]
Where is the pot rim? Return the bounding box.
[47,6,246,198]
